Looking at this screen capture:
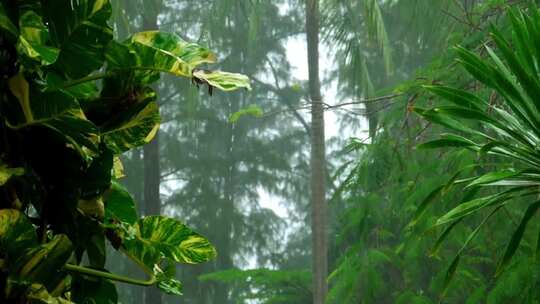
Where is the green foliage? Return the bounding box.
[0,1,249,303]
[416,6,540,293]
[200,268,311,303]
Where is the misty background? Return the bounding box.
[103,1,527,303]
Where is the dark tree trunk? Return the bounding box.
[305,0,328,303]
[142,11,162,304]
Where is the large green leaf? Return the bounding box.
[123,216,217,270]
[17,10,59,65]
[104,181,138,225]
[42,0,113,78]
[10,235,73,292]
[104,31,251,91]
[104,31,216,85]
[7,73,99,157]
[100,88,160,154]
[130,31,217,72]
[0,209,38,258]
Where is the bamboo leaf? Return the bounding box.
[496,200,540,276]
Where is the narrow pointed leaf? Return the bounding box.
[496,200,540,276]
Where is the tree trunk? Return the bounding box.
[142,11,162,304]
[305,0,328,303]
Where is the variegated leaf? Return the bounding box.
[130,31,217,72]
[10,235,73,292]
[123,216,217,271]
[101,88,160,154]
[7,73,99,157]
[193,69,252,92]
[17,10,59,65]
[0,163,24,186]
[26,283,74,304]
[0,209,37,258]
[42,0,113,78]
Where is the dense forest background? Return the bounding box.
[95,1,540,303]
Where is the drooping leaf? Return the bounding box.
[496,200,540,276]
[105,30,216,83]
[361,0,393,74]
[193,69,252,92]
[104,31,251,91]
[441,206,502,297]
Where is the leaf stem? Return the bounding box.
[61,72,111,89]
[64,263,156,286]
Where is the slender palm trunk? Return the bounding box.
[305,0,328,303]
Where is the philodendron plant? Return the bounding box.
[0,0,250,303]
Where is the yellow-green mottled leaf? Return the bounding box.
[131,31,217,68]
[193,69,252,92]
[11,235,73,292]
[123,216,216,272]
[0,209,37,257]
[101,88,160,154]
[7,73,98,158]
[42,0,113,78]
[112,157,125,179]
[0,164,24,186]
[17,11,59,65]
[26,283,74,304]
